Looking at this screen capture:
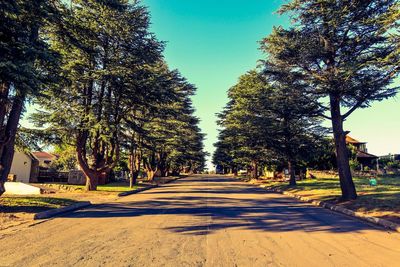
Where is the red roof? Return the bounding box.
[346,135,366,145]
[32,151,55,160]
[357,151,378,159]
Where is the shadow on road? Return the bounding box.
[59,176,382,235]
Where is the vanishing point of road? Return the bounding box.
[1,175,400,267]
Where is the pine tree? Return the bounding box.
[262,63,325,185]
[261,0,400,200]
[0,0,60,196]
[216,70,276,179]
[32,0,162,190]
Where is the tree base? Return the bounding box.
[0,181,5,197]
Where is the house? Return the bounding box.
[345,135,378,170]
[380,154,400,161]
[32,151,57,168]
[9,151,39,183]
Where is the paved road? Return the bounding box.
[1,175,400,267]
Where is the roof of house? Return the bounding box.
[346,135,366,145]
[357,151,378,159]
[14,150,38,162]
[32,151,55,160]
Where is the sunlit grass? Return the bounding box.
[40,181,138,193]
[262,176,400,216]
[0,196,77,213]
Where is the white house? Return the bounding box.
[9,151,39,183]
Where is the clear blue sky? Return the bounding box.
[22,0,400,167]
[142,0,289,168]
[142,0,400,168]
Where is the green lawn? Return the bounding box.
[40,181,138,193]
[257,176,400,223]
[97,182,138,192]
[0,196,77,213]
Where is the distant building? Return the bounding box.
[379,154,400,161]
[9,151,39,183]
[32,151,57,168]
[345,135,378,170]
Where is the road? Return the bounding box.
[1,175,400,267]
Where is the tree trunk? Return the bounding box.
[251,161,258,179]
[129,170,139,188]
[128,151,141,188]
[232,166,238,176]
[85,171,99,191]
[0,82,10,127]
[330,94,357,200]
[159,167,168,177]
[147,170,155,181]
[288,160,296,186]
[76,134,99,191]
[0,95,24,196]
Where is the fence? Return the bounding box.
[38,170,69,183]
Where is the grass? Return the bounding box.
[255,175,400,223]
[97,182,138,192]
[0,196,78,213]
[40,181,138,193]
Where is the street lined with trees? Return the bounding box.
[1,1,400,265]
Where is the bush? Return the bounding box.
[387,161,400,169]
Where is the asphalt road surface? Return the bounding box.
[1,175,400,267]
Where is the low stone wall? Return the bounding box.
[306,169,338,179]
[263,171,275,179]
[4,182,42,195]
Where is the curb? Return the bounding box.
[33,201,92,220]
[263,186,400,233]
[162,176,185,184]
[118,185,158,197]
[118,176,185,197]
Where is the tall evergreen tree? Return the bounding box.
[140,69,206,180]
[261,0,400,200]
[216,70,277,179]
[262,63,325,185]
[0,0,60,196]
[32,0,163,190]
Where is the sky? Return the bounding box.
[22,0,400,168]
[142,0,289,169]
[141,0,400,168]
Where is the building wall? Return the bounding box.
[9,151,33,183]
[35,158,54,168]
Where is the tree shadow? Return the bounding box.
[60,192,380,235]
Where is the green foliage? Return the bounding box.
[349,159,360,171]
[258,0,400,199]
[304,138,337,170]
[387,161,400,169]
[0,0,62,195]
[0,0,60,98]
[50,145,77,171]
[21,0,206,188]
[214,68,326,182]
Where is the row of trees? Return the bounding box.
[0,0,206,195]
[214,0,400,200]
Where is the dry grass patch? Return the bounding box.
[0,196,78,231]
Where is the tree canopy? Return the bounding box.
[1,0,206,194]
[215,0,400,200]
